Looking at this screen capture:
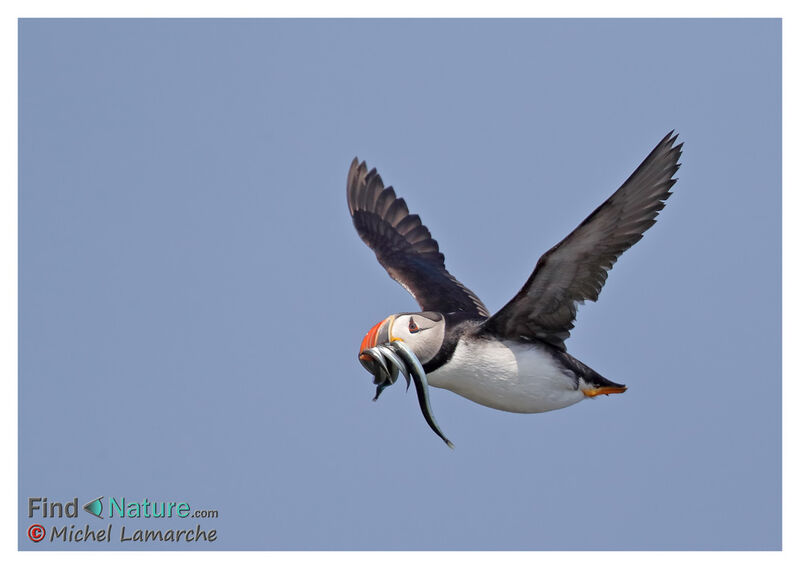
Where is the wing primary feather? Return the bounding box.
[481,132,682,349]
[347,158,489,317]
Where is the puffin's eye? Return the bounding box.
[408,317,420,334]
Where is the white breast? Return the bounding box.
[427,338,586,413]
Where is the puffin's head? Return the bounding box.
[357,312,446,401]
[359,312,445,366]
[357,311,454,448]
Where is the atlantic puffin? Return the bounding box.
[348,131,682,447]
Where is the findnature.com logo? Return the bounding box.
[25,496,220,544]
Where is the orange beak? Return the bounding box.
[359,318,389,361]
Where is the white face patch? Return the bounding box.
[389,313,445,364]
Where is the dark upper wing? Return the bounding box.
[347,158,489,317]
[481,131,682,350]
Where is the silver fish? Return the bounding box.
[377,344,410,390]
[364,346,396,401]
[390,341,454,449]
[359,341,454,448]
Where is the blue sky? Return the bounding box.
[18,19,780,550]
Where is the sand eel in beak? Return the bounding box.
[348,132,682,447]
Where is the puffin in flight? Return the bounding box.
[348,131,682,448]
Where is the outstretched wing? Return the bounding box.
[482,131,683,350]
[347,158,489,317]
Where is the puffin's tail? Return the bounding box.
[584,371,627,397]
[558,349,627,396]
